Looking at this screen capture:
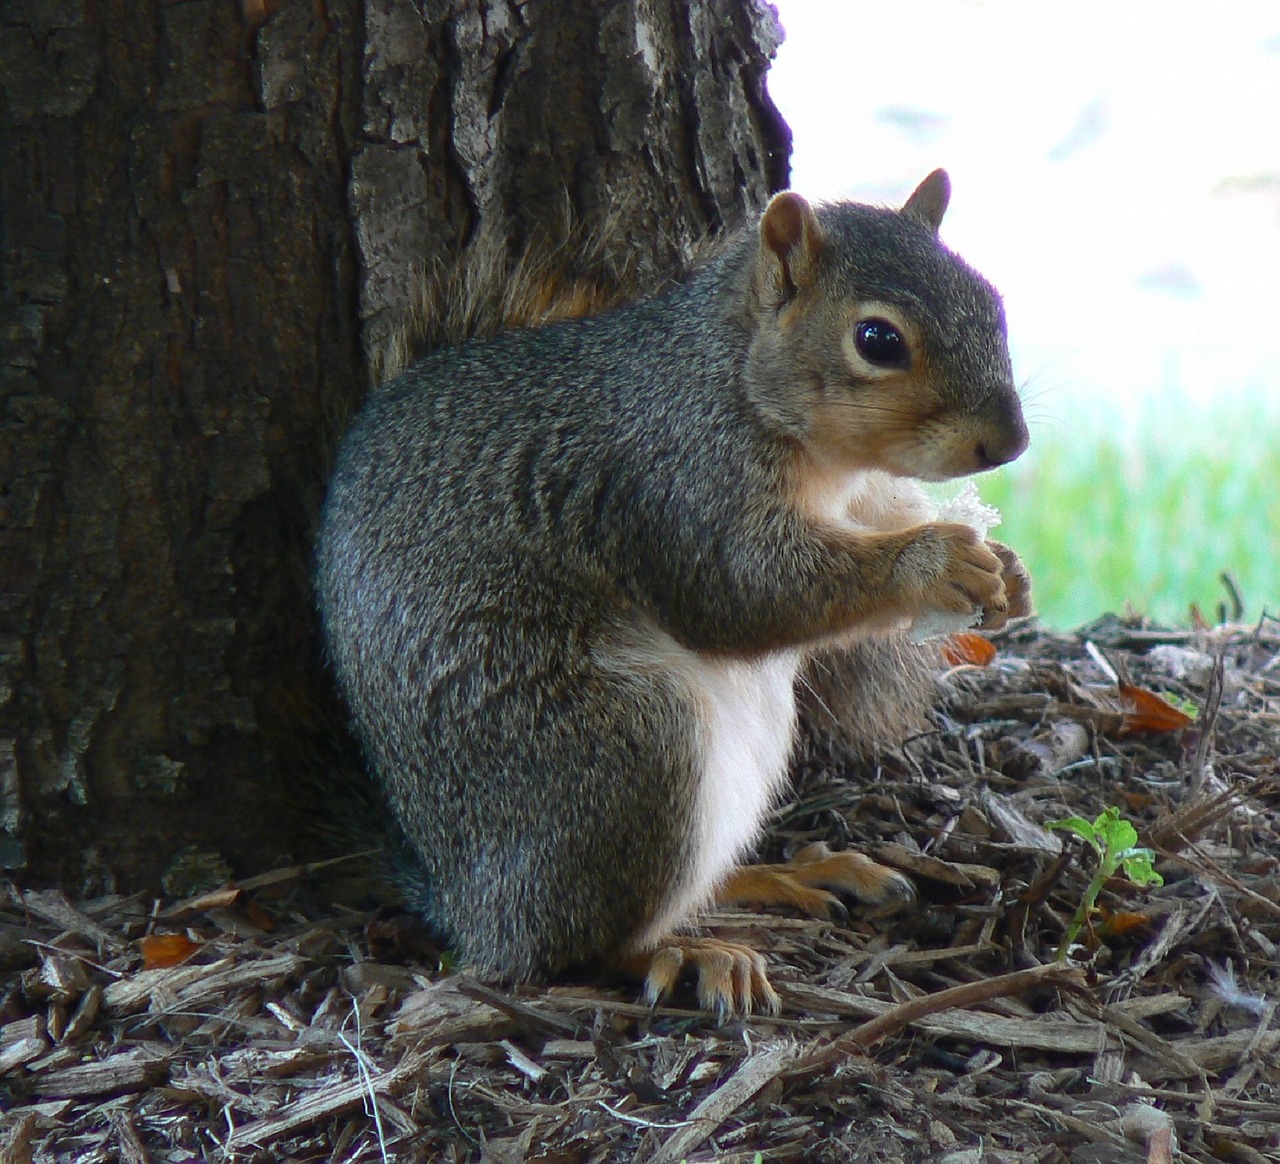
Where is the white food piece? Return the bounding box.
[908,481,1002,643]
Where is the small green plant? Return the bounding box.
[1045,805,1164,959]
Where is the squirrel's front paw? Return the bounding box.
[978,540,1032,629]
[903,521,1007,624]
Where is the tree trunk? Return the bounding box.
[0,0,790,892]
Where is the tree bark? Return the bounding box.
[0,0,790,891]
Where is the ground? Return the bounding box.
[2,616,1278,1163]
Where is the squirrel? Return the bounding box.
[316,170,1032,1017]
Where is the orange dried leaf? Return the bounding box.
[1097,908,1152,939]
[139,933,201,969]
[242,900,277,932]
[942,632,997,668]
[1118,683,1195,733]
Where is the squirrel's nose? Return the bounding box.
[973,411,1029,470]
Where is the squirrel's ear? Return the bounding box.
[901,169,951,233]
[758,192,824,301]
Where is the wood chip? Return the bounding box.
[0,1014,49,1073]
[223,1049,437,1150]
[871,842,1001,889]
[108,1107,151,1164]
[980,791,1063,854]
[28,1050,168,1098]
[650,1043,798,1164]
[18,890,126,954]
[102,952,306,1013]
[0,1112,37,1164]
[789,964,1092,1059]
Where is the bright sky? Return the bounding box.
[768,0,1280,423]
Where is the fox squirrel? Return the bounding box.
[317,170,1031,1017]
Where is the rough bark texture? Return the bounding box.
[0,0,790,891]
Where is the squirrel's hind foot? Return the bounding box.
[718,842,916,919]
[621,937,782,1021]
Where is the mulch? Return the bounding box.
[2,614,1278,1163]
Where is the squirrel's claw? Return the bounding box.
[980,539,1033,628]
[630,844,916,1019]
[990,539,1033,619]
[635,936,781,1020]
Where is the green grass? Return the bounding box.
[975,394,1280,630]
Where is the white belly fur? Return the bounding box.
[617,473,935,948]
[625,630,802,948]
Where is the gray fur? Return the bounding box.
[316,193,1024,978]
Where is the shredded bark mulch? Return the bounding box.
[2,615,1278,1162]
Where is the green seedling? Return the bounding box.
[1045,805,1164,959]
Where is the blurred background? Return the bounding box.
[769,0,1280,628]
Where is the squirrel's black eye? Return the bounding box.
[855,319,909,368]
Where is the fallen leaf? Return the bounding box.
[1096,907,1153,939]
[942,633,997,667]
[1118,684,1195,733]
[139,933,201,969]
[243,900,277,932]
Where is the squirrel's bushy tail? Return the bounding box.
[799,634,943,763]
[370,199,692,385]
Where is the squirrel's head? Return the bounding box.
[746,170,1028,482]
